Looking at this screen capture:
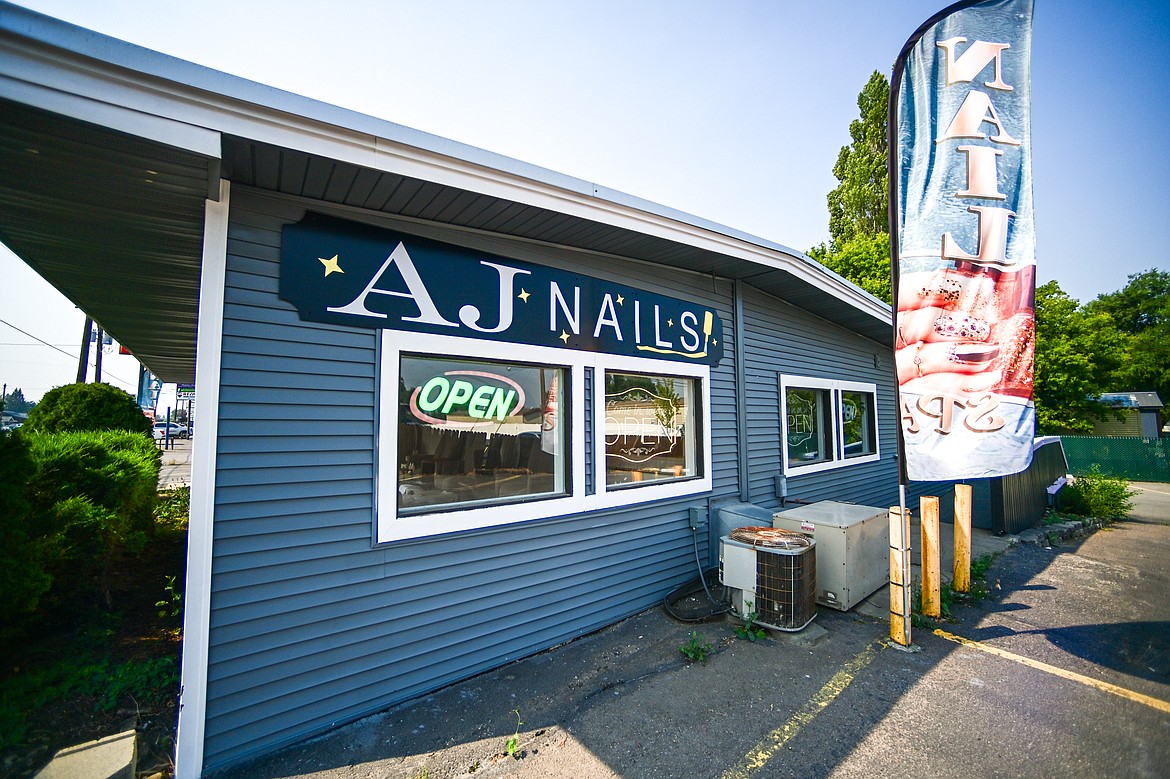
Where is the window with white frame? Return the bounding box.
[396,353,569,512]
[378,331,712,542]
[603,371,702,488]
[780,376,879,475]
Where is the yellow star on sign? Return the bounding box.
[319,255,344,276]
[518,288,531,303]
[559,330,570,344]
[616,294,625,305]
[667,319,674,327]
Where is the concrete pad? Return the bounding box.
[34,728,137,779]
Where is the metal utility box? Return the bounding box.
[772,501,887,611]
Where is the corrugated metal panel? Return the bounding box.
[991,439,1069,533]
[201,189,734,770]
[740,286,900,511]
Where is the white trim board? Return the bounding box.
[174,179,230,779]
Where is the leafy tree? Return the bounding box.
[808,233,891,303]
[810,71,892,303]
[24,382,151,436]
[1033,281,1127,433]
[826,70,890,248]
[2,387,34,414]
[1087,269,1169,333]
[1086,269,1170,404]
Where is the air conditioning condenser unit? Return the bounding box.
[719,526,817,632]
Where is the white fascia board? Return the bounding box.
[0,38,220,159]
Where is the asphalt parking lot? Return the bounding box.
[209,484,1170,779]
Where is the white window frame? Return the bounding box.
[780,375,880,477]
[377,331,712,542]
[594,358,712,509]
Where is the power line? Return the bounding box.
[0,316,136,389]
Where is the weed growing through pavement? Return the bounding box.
[679,630,715,663]
[911,552,996,628]
[733,602,767,642]
[505,709,523,758]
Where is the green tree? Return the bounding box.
[1033,281,1127,433]
[810,71,892,303]
[826,71,890,248]
[808,233,891,302]
[2,387,34,414]
[24,382,151,436]
[1086,269,1170,404]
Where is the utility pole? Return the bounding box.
[76,316,92,383]
[94,326,104,383]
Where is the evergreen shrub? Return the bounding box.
[24,382,151,436]
[4,430,163,622]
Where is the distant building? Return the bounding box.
[1091,392,1164,438]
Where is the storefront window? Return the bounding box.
[782,376,879,475]
[604,372,700,487]
[397,354,568,512]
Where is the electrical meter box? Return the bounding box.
[772,501,887,611]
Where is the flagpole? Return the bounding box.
[886,4,977,650]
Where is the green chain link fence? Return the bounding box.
[1060,436,1170,482]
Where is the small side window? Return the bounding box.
[781,376,879,475]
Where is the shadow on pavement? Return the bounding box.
[212,492,1170,778]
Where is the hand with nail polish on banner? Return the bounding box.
[895,264,1035,397]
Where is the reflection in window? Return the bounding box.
[604,372,700,487]
[785,387,833,468]
[397,354,568,512]
[841,390,877,459]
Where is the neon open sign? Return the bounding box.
[409,371,525,425]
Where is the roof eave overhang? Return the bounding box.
[0,1,891,388]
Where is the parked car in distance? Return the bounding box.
[153,421,189,440]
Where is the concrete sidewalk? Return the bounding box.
[157,437,191,489]
[170,483,1169,778]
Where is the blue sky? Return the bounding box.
[2,0,1168,401]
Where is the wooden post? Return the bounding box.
[920,496,941,619]
[954,484,972,593]
[889,504,912,646]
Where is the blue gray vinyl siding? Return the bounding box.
[202,188,738,770]
[740,285,901,511]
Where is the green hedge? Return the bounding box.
[0,429,161,637]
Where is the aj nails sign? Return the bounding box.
[280,214,724,366]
